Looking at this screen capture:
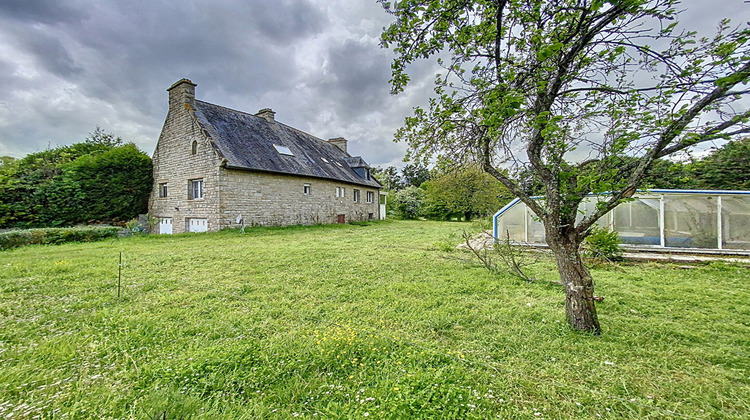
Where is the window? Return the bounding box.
[304,183,311,195]
[159,182,168,198]
[189,179,204,199]
[273,144,294,155]
[353,189,360,203]
[336,187,345,198]
[191,140,198,155]
[366,191,374,203]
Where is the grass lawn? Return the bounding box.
[0,220,748,419]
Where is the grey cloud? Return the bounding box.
[16,27,82,77]
[0,0,334,158]
[250,0,328,44]
[323,39,392,117]
[1,0,741,169]
[0,0,87,24]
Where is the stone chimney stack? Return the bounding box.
[167,78,196,111]
[255,108,276,122]
[327,137,348,154]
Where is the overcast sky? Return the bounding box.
[0,0,748,167]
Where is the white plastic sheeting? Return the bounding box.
[493,190,750,251]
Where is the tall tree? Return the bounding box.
[380,0,750,333]
[401,162,431,187]
[372,165,404,191]
[423,166,511,220]
[694,137,750,190]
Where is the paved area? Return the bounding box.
[458,230,750,265]
[622,252,750,264]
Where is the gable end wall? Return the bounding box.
[149,104,222,234]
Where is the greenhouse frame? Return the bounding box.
[492,190,750,251]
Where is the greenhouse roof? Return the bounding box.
[493,189,750,252]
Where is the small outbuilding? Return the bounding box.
[493,189,750,251]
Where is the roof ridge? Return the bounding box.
[195,99,261,119]
[196,100,336,149]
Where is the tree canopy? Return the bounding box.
[423,166,511,220]
[380,0,749,333]
[0,130,152,228]
[693,137,750,190]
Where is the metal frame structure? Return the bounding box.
[493,190,750,251]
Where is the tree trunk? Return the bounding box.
[552,240,601,334]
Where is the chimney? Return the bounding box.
[327,137,348,154]
[255,108,276,122]
[167,78,197,111]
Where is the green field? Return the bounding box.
[0,220,748,419]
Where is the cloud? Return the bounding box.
[0,0,743,171]
[0,0,87,25]
[0,0,431,167]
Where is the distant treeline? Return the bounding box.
[513,137,750,196]
[374,138,749,220]
[640,138,750,191]
[0,128,152,229]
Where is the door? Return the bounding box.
[188,218,208,233]
[337,214,346,224]
[159,218,172,234]
[379,193,387,220]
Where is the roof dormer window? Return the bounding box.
[321,157,329,163]
[273,144,293,156]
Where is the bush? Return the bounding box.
[0,135,152,229]
[0,226,121,250]
[583,227,623,261]
[391,186,426,219]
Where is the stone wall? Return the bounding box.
[149,83,222,234]
[218,169,380,228]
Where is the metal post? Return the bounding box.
[717,195,723,250]
[118,252,122,298]
[659,196,665,247]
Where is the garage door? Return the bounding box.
[188,218,208,233]
[159,217,172,234]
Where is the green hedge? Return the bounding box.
[0,226,121,250]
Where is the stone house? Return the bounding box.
[149,79,382,234]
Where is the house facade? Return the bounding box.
[149,79,382,234]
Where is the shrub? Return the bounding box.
[583,227,623,261]
[0,226,121,250]
[391,186,426,219]
[0,135,152,229]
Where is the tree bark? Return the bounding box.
[552,240,601,334]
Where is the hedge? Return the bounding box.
[0,226,121,250]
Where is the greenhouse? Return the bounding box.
[492,190,750,251]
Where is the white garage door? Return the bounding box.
[188,218,208,233]
[159,217,172,234]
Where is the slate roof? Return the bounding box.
[193,100,381,188]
